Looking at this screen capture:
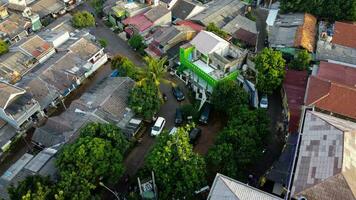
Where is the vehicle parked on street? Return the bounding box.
[259,94,268,109]
[151,117,166,136]
[199,104,211,124]
[189,127,202,145]
[172,86,185,101]
[175,108,183,125]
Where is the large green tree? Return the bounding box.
[72,11,95,28]
[79,122,130,154]
[128,77,161,119]
[8,175,54,200]
[56,137,125,185]
[128,34,145,52]
[211,79,249,116]
[146,126,206,199]
[280,0,356,21]
[111,55,141,81]
[56,171,95,200]
[0,39,9,55]
[290,50,312,71]
[255,48,286,94]
[207,106,269,180]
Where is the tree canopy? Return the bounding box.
[206,23,229,39]
[211,79,249,116]
[146,126,206,199]
[207,106,270,180]
[56,137,125,184]
[128,34,146,54]
[79,122,130,154]
[72,11,95,28]
[290,50,311,71]
[255,48,286,94]
[128,77,161,119]
[8,123,128,200]
[8,175,54,200]
[0,39,9,55]
[280,0,356,21]
[111,55,141,81]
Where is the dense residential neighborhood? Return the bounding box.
[0,0,355,199]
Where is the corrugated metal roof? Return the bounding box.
[208,173,283,200]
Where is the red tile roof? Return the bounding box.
[283,69,308,133]
[122,13,153,32]
[333,21,356,48]
[317,61,356,88]
[176,20,204,32]
[305,76,356,119]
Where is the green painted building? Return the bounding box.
[178,31,248,102]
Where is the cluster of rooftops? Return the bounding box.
[0,0,355,199]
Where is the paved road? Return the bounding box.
[76,3,145,66]
[254,8,268,52]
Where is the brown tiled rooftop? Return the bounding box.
[305,76,356,119]
[317,61,356,88]
[283,69,308,133]
[333,21,356,49]
[0,82,25,109]
[294,13,317,52]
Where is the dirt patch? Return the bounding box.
[193,112,224,155]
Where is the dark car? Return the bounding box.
[199,104,211,124]
[175,108,183,125]
[189,127,202,145]
[172,86,185,101]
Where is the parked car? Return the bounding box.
[172,86,185,101]
[175,108,183,125]
[259,94,268,109]
[199,104,211,124]
[151,117,166,136]
[169,127,178,135]
[125,118,143,137]
[189,127,202,145]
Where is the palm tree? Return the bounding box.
[137,56,174,101]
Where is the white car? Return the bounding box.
[259,95,268,109]
[151,117,166,136]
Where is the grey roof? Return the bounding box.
[268,13,305,48]
[222,15,257,35]
[0,51,36,82]
[30,0,66,17]
[208,173,283,200]
[190,30,229,55]
[0,153,33,182]
[171,0,200,20]
[24,148,57,173]
[44,13,74,33]
[0,82,25,109]
[266,134,298,185]
[291,110,356,200]
[190,0,245,27]
[144,5,170,22]
[32,77,135,147]
[16,74,61,110]
[0,121,17,151]
[269,26,298,47]
[316,40,356,66]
